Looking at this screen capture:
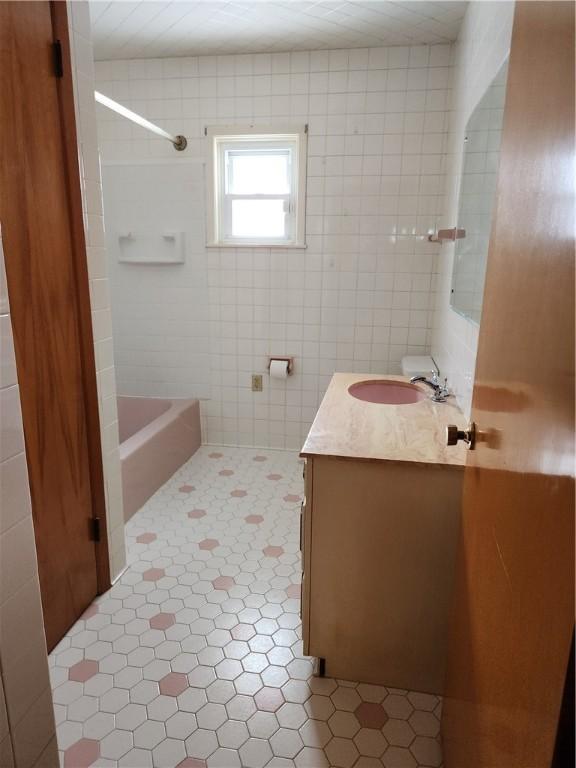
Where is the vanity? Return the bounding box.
[300,373,467,694]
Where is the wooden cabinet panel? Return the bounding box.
[301,459,313,655]
[304,456,462,693]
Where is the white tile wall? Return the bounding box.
[68,0,127,579]
[431,1,514,416]
[0,236,58,768]
[101,161,211,399]
[94,43,453,448]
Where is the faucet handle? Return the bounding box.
[432,376,450,402]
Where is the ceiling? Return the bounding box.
[89,1,467,60]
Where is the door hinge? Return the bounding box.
[52,40,63,78]
[90,517,101,542]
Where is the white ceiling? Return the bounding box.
[89,1,467,60]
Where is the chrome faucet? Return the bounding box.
[410,372,450,402]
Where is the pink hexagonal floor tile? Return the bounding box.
[179,484,195,493]
[355,702,389,730]
[231,489,247,498]
[188,509,206,519]
[266,474,283,481]
[142,567,165,582]
[263,546,284,558]
[64,738,100,768]
[136,532,157,544]
[254,687,285,712]
[219,469,234,476]
[231,623,256,641]
[286,584,301,599]
[245,515,263,525]
[159,672,189,697]
[198,538,219,551]
[283,494,301,503]
[150,612,176,631]
[208,452,223,459]
[212,576,235,591]
[69,660,99,683]
[81,604,99,620]
[177,759,207,768]
[252,455,267,462]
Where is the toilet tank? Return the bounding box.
[401,355,438,378]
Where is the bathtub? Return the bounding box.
[117,396,201,522]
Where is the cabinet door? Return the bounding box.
[306,456,461,692]
[301,458,313,655]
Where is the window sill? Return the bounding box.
[206,242,307,250]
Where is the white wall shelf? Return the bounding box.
[118,231,186,264]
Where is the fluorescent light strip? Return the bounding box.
[94,91,187,151]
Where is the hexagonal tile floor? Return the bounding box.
[50,447,443,767]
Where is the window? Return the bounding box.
[207,126,307,248]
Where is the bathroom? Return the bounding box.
[0,2,574,768]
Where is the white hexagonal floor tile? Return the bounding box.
[51,447,443,768]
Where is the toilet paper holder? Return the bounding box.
[268,357,294,375]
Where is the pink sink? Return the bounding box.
[348,379,427,405]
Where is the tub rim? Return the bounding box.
[118,396,199,460]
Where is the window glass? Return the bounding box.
[226,150,291,196]
[231,199,286,238]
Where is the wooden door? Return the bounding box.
[0,1,109,650]
[441,3,575,767]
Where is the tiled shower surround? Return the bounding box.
[51,447,443,768]
[95,44,453,449]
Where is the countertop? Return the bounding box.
[300,373,468,468]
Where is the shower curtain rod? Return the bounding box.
[94,91,187,151]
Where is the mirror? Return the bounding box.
[450,59,509,324]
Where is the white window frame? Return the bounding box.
[206,125,307,249]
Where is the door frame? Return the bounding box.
[51,1,111,595]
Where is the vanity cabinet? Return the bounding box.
[300,373,467,695]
